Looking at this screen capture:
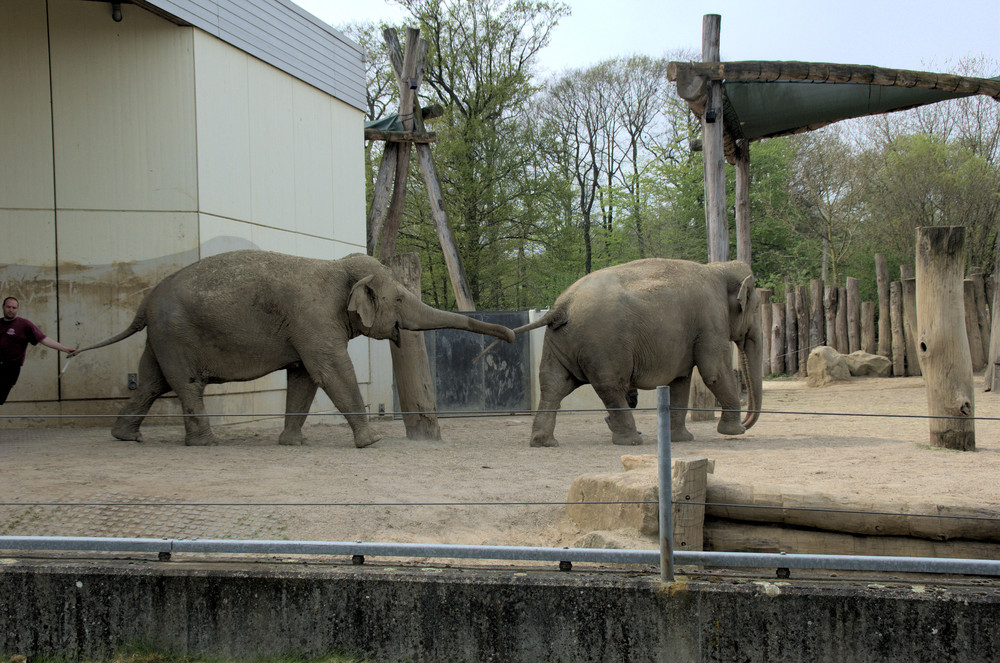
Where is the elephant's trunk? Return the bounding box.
[739,326,763,430]
[402,299,515,344]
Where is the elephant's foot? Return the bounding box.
[717,418,746,436]
[530,433,559,448]
[671,427,695,442]
[353,428,382,449]
[184,431,221,446]
[612,430,644,446]
[278,430,308,446]
[111,420,143,443]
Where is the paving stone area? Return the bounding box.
[0,492,289,540]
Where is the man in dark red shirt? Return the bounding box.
[0,296,76,404]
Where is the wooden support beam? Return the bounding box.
[701,14,728,264]
[367,143,398,256]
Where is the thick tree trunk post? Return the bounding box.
[785,278,798,375]
[735,140,751,265]
[771,303,786,375]
[824,285,838,353]
[915,226,975,451]
[702,15,728,264]
[862,302,877,354]
[846,277,861,353]
[964,280,986,371]
[876,253,891,358]
[890,281,906,377]
[968,268,991,362]
[387,253,441,440]
[809,279,824,351]
[987,232,1000,391]
[796,285,809,376]
[902,275,922,377]
[758,288,772,376]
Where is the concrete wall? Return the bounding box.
[2,558,998,662]
[0,0,387,424]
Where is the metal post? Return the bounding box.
[657,385,674,581]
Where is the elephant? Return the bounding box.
[483,258,762,447]
[71,250,514,448]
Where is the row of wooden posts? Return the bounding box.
[758,254,993,378]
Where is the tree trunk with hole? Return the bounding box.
[387,253,441,440]
[915,226,975,451]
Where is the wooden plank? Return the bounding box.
[364,129,437,143]
[667,60,1000,100]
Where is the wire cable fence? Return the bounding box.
[1,388,999,578]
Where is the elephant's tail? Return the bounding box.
[69,307,148,357]
[472,308,567,365]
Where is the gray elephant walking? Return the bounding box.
[486,258,762,446]
[72,250,514,448]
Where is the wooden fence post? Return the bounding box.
[824,285,838,352]
[796,285,809,376]
[915,226,975,451]
[861,302,877,354]
[890,281,905,377]
[809,279,824,351]
[846,277,861,353]
[836,286,848,355]
[876,253,891,358]
[902,274,921,376]
[758,288,772,376]
[785,278,797,375]
[964,279,987,371]
[771,303,785,375]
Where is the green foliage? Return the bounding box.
[358,16,998,312]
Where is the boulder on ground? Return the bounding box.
[806,346,851,387]
[845,350,893,377]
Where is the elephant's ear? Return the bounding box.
[348,275,377,328]
[736,274,754,313]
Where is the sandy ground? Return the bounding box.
[1,376,998,549]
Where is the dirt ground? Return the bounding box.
[1,375,998,549]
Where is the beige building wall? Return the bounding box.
[0,0,385,429]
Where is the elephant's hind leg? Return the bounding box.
[530,353,578,448]
[594,382,643,446]
[279,365,318,446]
[112,345,169,443]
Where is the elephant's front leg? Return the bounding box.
[308,348,381,448]
[668,374,695,442]
[279,364,318,446]
[697,346,745,436]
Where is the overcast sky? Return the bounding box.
[295,0,1000,75]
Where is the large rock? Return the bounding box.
[845,350,893,377]
[806,346,851,387]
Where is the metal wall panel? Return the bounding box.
[0,2,53,210]
[140,0,366,111]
